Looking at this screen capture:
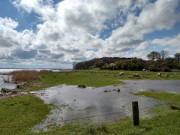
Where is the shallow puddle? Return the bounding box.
[33,84,159,131]
[33,80,180,131]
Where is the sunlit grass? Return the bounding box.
[0,94,50,135]
[16,70,180,92]
[1,70,180,134]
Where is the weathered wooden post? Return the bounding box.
[132,101,139,126]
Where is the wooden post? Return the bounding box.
[132,101,139,126]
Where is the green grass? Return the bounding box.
[22,109,180,135]
[1,70,180,134]
[2,92,178,135]
[0,94,50,135]
[18,70,180,91]
[135,91,180,107]
[36,92,180,134]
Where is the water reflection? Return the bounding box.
[0,75,17,93]
[33,80,180,131]
[33,84,157,130]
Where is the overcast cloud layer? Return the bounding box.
[0,0,180,68]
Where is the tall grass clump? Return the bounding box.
[11,70,39,83]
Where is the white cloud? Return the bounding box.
[100,0,180,57]
[137,0,180,31]
[0,0,180,68]
[151,33,180,52]
[0,17,36,62]
[136,42,148,51]
[13,0,55,21]
[0,17,18,29]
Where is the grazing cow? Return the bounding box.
[132,73,140,79]
[119,72,124,76]
[157,73,161,77]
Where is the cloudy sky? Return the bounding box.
[0,0,180,68]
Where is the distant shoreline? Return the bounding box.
[0,68,73,73]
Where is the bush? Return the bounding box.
[162,68,171,72]
[1,88,10,93]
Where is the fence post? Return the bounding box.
[132,101,139,126]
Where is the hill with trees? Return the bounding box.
[73,51,180,72]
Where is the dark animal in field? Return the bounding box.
[119,72,124,76]
[170,105,180,110]
[78,85,86,88]
[157,73,161,77]
[104,90,111,93]
[117,88,120,92]
[113,88,121,92]
[132,73,140,79]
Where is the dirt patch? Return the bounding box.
[0,91,28,99]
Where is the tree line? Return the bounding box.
[147,50,180,61]
[73,51,180,72]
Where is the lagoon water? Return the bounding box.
[0,75,17,93]
[0,68,50,73]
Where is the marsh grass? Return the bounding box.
[11,70,39,83]
[135,91,180,108]
[0,94,50,135]
[16,70,180,92]
[22,92,180,135]
[39,69,52,73]
[0,71,180,134]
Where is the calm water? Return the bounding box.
[0,69,49,73]
[33,80,180,131]
[0,75,17,93]
[33,85,158,131]
[122,80,180,93]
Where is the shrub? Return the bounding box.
[162,68,171,72]
[1,88,10,93]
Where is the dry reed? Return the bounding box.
[11,70,39,83]
[39,69,52,73]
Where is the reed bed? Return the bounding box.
[39,69,52,73]
[11,70,39,83]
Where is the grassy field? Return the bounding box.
[135,91,180,108]
[16,70,180,91]
[35,92,180,135]
[1,70,179,134]
[0,95,50,135]
[1,92,179,135]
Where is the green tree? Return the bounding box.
[94,60,106,69]
[121,61,128,70]
[147,51,160,61]
[160,50,168,60]
[174,53,180,61]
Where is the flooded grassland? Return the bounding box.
[0,70,180,134]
